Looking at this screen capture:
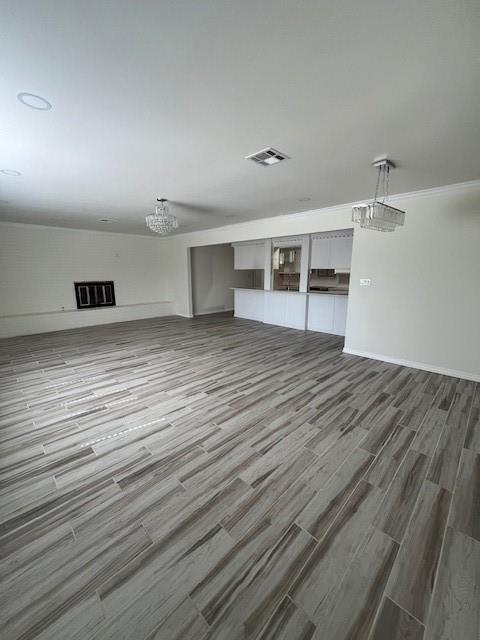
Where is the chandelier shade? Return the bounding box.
[352,159,405,232]
[146,199,179,235]
[352,202,405,232]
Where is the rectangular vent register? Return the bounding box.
[245,147,290,166]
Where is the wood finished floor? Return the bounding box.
[0,313,479,640]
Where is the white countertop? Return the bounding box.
[308,290,349,296]
[232,287,306,295]
[232,288,348,296]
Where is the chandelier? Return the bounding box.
[352,159,405,232]
[146,198,179,235]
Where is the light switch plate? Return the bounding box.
[360,278,371,286]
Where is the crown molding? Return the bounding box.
[176,179,480,243]
[1,179,478,241]
[0,219,169,240]
[290,179,480,221]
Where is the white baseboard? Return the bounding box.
[262,319,306,331]
[234,313,263,322]
[194,307,234,316]
[342,347,480,382]
[234,313,345,336]
[308,326,345,337]
[176,312,194,318]
[0,301,174,338]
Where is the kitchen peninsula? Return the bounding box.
[232,229,353,335]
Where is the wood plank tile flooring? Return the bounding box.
[0,313,478,640]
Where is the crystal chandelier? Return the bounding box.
[145,198,179,235]
[352,159,405,232]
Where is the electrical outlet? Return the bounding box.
[360,278,371,287]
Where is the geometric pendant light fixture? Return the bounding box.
[352,158,406,232]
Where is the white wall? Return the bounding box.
[0,222,173,337]
[345,183,480,380]
[167,181,480,381]
[191,244,252,316]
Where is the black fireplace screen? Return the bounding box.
[74,281,116,309]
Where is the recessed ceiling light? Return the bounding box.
[17,92,52,111]
[97,218,118,224]
[246,147,290,166]
[0,169,21,176]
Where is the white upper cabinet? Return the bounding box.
[310,236,331,269]
[330,235,353,270]
[310,231,353,270]
[233,242,265,270]
[234,245,253,270]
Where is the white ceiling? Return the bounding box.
[1,0,479,235]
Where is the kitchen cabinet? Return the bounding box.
[233,289,307,329]
[330,235,353,270]
[310,232,353,270]
[233,243,265,270]
[232,228,351,336]
[307,294,335,332]
[233,289,264,322]
[233,289,347,335]
[310,236,331,269]
[263,291,307,330]
[307,294,348,336]
[333,295,348,334]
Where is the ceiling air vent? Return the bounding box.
[246,147,290,166]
